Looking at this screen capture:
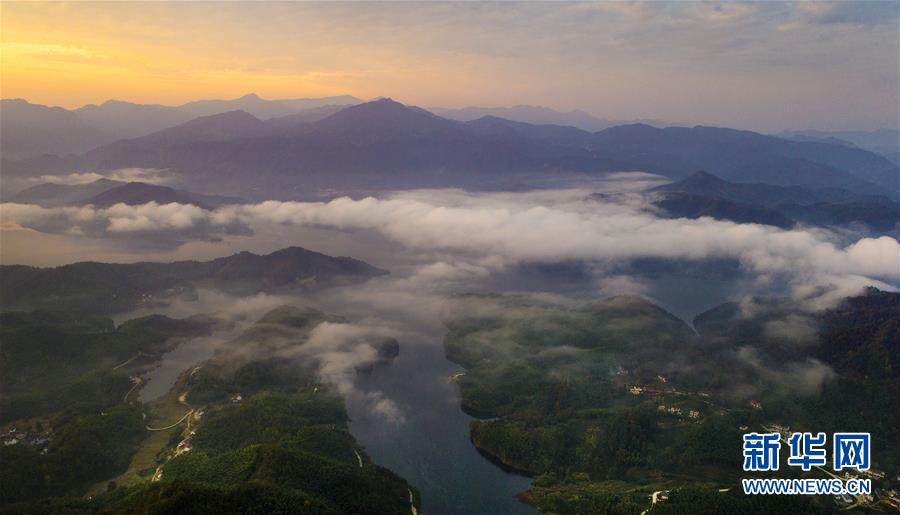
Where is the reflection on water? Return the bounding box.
[137,336,217,402]
[347,342,538,515]
[119,266,748,513]
[342,274,752,514]
[115,271,755,515]
[642,275,748,329]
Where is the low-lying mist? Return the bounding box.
[2,172,897,422]
[3,173,896,298]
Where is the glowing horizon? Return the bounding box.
[2,1,897,131]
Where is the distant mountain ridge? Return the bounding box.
[651,171,899,233]
[62,99,611,195]
[9,178,124,207]
[652,170,890,207]
[9,179,242,208]
[84,182,243,209]
[4,98,898,199]
[70,99,898,195]
[780,128,900,164]
[179,93,361,119]
[0,99,112,159]
[73,100,195,140]
[0,94,363,159]
[592,123,897,193]
[0,247,388,314]
[431,104,672,131]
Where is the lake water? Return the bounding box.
[342,274,745,514]
[128,271,744,514]
[347,342,538,515]
[642,275,750,329]
[137,336,217,402]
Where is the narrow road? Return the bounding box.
[112,352,151,370]
[641,490,664,515]
[123,378,142,403]
[146,410,192,431]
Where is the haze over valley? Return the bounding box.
[1,2,898,514]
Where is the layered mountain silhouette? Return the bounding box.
[4,98,898,199]
[10,179,242,208]
[9,178,124,207]
[652,170,888,206]
[0,247,387,314]
[53,99,611,195]
[0,94,362,159]
[178,93,361,119]
[591,124,896,192]
[432,104,671,131]
[651,171,899,233]
[0,99,112,159]
[780,128,900,164]
[73,100,195,140]
[83,182,243,209]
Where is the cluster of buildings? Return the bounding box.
[2,427,50,453]
[627,379,707,421]
[656,405,700,419]
[834,491,876,508]
[628,385,662,395]
[627,374,670,395]
[885,486,900,510]
[760,424,897,510]
[2,428,26,446]
[176,432,195,455]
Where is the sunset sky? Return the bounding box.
[2,1,897,131]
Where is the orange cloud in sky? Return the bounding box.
[1,2,388,106]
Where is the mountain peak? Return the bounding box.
[683,170,726,183]
[610,122,658,131]
[311,98,455,137]
[84,181,190,208]
[198,109,258,120]
[349,98,406,112]
[652,170,729,194]
[239,93,261,100]
[87,109,267,154]
[170,109,263,133]
[471,115,508,123]
[99,99,137,107]
[464,115,529,133]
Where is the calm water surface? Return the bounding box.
[343,275,747,514]
[137,336,217,402]
[347,342,538,515]
[127,272,746,514]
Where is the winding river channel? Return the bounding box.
[132,270,748,514]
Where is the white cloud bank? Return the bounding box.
[29,168,171,185]
[2,188,897,296]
